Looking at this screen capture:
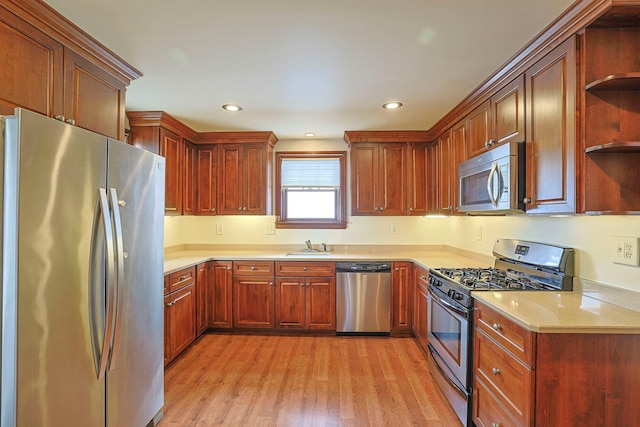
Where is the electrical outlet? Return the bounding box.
[614,236,639,266]
[264,224,276,235]
[216,224,224,235]
[476,226,483,241]
[390,223,399,236]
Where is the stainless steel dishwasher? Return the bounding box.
[336,261,391,335]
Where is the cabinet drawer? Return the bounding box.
[167,266,196,293]
[473,377,522,427]
[415,265,429,286]
[475,301,534,366]
[475,328,533,426]
[233,261,275,276]
[275,261,335,277]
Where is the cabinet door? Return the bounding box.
[350,143,379,215]
[307,277,336,330]
[275,277,306,329]
[63,49,126,140]
[196,145,217,215]
[451,119,468,214]
[195,262,208,336]
[492,74,525,147]
[243,143,271,215]
[408,144,429,216]
[379,143,408,215]
[437,131,453,214]
[183,140,196,216]
[0,9,63,117]
[218,144,243,214]
[392,262,413,333]
[525,37,577,214]
[233,277,275,328]
[467,99,491,157]
[168,284,196,361]
[161,128,183,215]
[208,261,233,329]
[414,282,429,353]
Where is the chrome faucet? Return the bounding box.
[305,240,312,250]
[322,243,327,252]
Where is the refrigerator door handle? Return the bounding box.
[89,188,117,379]
[108,188,125,370]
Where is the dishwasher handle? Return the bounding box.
[335,262,392,273]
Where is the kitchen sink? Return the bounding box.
[285,250,331,256]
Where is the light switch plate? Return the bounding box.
[216,224,224,235]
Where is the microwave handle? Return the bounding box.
[486,161,505,208]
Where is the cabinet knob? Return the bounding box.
[243,206,247,211]
[492,323,502,331]
[251,266,256,270]
[379,207,384,211]
[421,275,427,280]
[492,423,501,427]
[65,118,76,125]
[237,207,242,211]
[118,200,126,207]
[492,367,501,375]
[303,267,307,271]
[409,207,414,212]
[180,275,186,280]
[374,207,379,211]
[523,197,531,204]
[211,208,216,212]
[54,115,65,122]
[269,282,274,286]
[227,267,231,270]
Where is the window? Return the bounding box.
[275,152,347,229]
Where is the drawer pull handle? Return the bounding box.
[179,275,186,280]
[251,266,257,270]
[492,323,502,331]
[492,367,501,375]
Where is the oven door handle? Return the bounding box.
[428,345,467,396]
[429,285,470,319]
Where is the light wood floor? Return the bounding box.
[161,334,460,426]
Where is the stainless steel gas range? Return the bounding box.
[426,239,575,427]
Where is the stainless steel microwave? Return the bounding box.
[458,141,525,214]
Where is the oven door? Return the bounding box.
[427,284,471,390]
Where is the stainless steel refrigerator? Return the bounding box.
[0,108,165,426]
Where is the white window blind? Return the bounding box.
[281,158,340,187]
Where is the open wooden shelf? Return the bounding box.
[585,141,640,153]
[585,73,640,91]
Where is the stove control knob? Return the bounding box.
[454,293,464,301]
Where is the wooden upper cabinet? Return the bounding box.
[467,100,491,157]
[0,1,140,140]
[183,140,196,215]
[408,143,430,216]
[162,128,184,215]
[492,74,525,147]
[436,131,453,214]
[217,141,273,215]
[0,8,63,117]
[63,49,126,140]
[467,75,525,158]
[525,36,577,214]
[196,145,217,215]
[451,119,468,214]
[350,142,407,215]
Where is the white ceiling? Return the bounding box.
[45,0,575,140]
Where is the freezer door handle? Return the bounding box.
[108,188,126,371]
[89,188,117,379]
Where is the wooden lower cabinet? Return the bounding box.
[474,301,640,426]
[412,266,429,354]
[165,283,196,366]
[233,276,275,329]
[195,262,208,336]
[392,261,413,333]
[208,260,233,329]
[275,261,336,331]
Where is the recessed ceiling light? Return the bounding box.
[382,101,403,110]
[305,132,316,137]
[222,104,242,112]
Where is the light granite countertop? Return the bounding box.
[473,291,640,334]
[164,244,640,334]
